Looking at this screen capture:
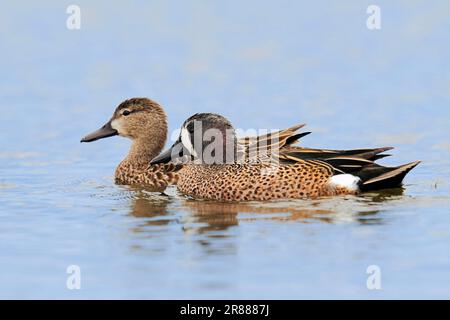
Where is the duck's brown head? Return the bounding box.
[81,98,167,143]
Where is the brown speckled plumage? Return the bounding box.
[115,162,182,190]
[176,160,359,201]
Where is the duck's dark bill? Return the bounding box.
[150,140,186,165]
[80,121,118,143]
[150,147,173,164]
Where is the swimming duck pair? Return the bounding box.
[81,98,420,201]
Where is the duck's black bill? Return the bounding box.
[80,120,118,143]
[150,148,174,164]
[150,139,185,165]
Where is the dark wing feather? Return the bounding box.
[238,123,419,190]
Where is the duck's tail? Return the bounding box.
[240,123,421,192]
[355,161,421,191]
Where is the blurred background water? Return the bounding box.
[0,0,449,299]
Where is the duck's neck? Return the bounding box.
[119,132,167,170]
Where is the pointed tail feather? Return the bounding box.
[358,161,421,192]
[348,147,393,161]
[370,153,392,161]
[285,132,311,145]
[280,147,393,164]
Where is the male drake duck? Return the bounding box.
[151,113,420,201]
[81,98,181,190]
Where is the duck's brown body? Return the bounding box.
[176,161,354,201]
[176,159,420,201]
[115,161,180,190]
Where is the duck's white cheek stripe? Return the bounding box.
[181,127,198,158]
[111,119,123,133]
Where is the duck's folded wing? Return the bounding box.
[238,123,306,147]
[237,124,419,190]
[238,123,393,162]
[237,123,310,161]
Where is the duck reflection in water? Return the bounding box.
[123,186,407,237]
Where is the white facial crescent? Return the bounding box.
[181,127,198,158]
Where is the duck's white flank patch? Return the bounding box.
[181,127,198,158]
[329,174,361,191]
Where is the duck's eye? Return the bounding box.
[122,110,131,116]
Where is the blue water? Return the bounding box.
[1,1,449,299]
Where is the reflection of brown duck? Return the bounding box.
[125,187,172,227]
[182,187,406,228]
[182,199,331,227]
[182,200,240,233]
[122,187,404,242]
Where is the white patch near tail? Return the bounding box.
[329,174,361,191]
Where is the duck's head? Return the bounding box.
[151,113,237,165]
[81,98,167,143]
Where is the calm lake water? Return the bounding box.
[1,1,450,299]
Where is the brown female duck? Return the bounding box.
[81,98,181,190]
